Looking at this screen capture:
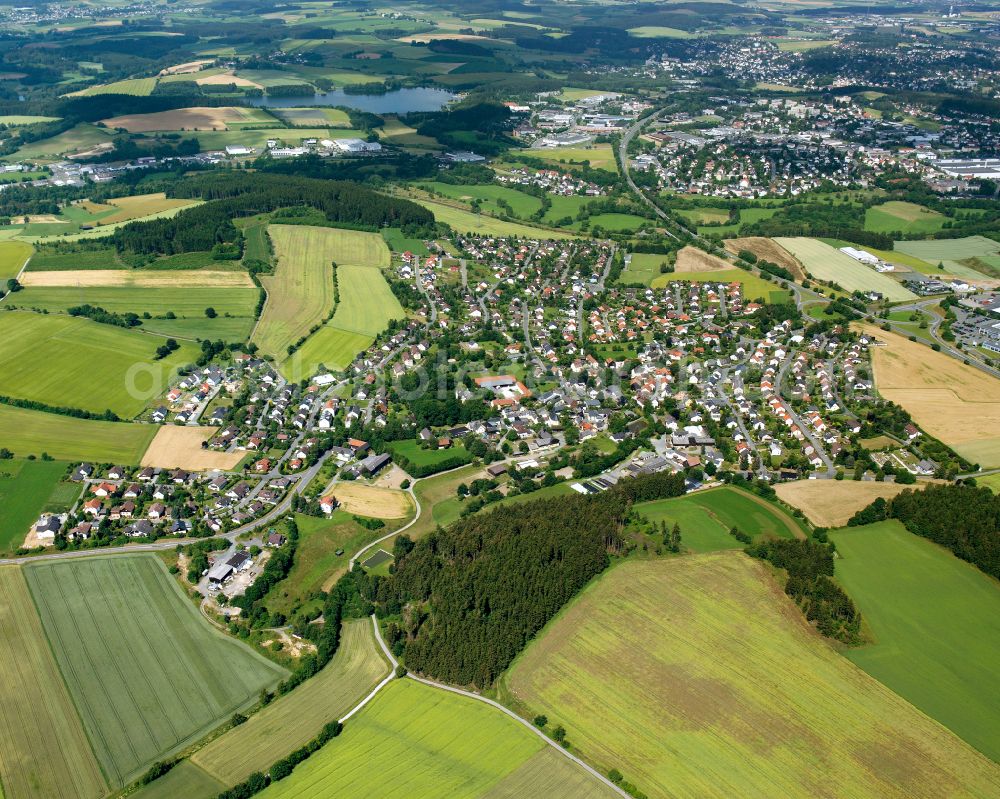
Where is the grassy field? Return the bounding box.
[893,235,1000,280]
[529,144,618,173]
[253,225,341,360]
[257,679,610,799]
[25,555,288,788]
[0,241,32,279]
[865,201,945,235]
[0,458,67,551]
[776,237,916,301]
[3,122,112,162]
[19,285,258,319]
[129,760,225,799]
[193,619,390,785]
[277,232,396,377]
[0,311,198,417]
[414,199,579,239]
[634,486,804,552]
[418,182,543,219]
[0,566,107,799]
[409,464,486,539]
[0,403,157,462]
[774,479,931,527]
[830,521,1000,762]
[501,553,1000,798]
[71,77,158,96]
[389,438,472,472]
[859,322,1000,467]
[91,192,200,225]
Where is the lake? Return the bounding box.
[247,87,457,114]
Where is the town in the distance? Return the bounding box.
[0,1,998,798]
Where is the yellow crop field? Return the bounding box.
[774,478,935,527]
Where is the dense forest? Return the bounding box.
[373,471,687,687]
[848,484,1000,579]
[110,173,435,255]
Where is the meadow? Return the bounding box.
[501,554,1000,799]
[409,463,486,539]
[25,555,288,788]
[253,225,341,360]
[634,486,804,552]
[830,521,1000,762]
[864,201,945,235]
[88,192,200,225]
[774,478,929,527]
[129,761,225,799]
[330,263,402,337]
[418,181,543,219]
[102,106,270,132]
[775,237,916,301]
[389,438,472,472]
[18,285,258,320]
[71,76,158,96]
[193,619,390,785]
[651,268,790,303]
[258,679,608,799]
[0,311,198,417]
[0,566,107,799]
[0,403,157,462]
[894,235,1000,280]
[414,199,579,239]
[0,458,68,551]
[0,240,32,279]
[859,322,1000,467]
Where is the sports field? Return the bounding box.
[25,555,288,788]
[252,225,341,360]
[0,240,32,279]
[775,237,916,301]
[634,486,804,551]
[0,403,157,462]
[502,554,1000,799]
[0,458,67,551]
[775,478,932,527]
[0,566,106,799]
[865,201,944,235]
[414,199,579,239]
[0,312,198,418]
[859,322,1000,466]
[258,679,613,799]
[194,619,390,784]
[830,521,1000,761]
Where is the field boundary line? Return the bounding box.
[368,615,631,798]
[336,615,396,725]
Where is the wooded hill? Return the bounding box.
[109,173,435,256]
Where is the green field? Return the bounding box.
[389,438,472,472]
[0,458,68,551]
[529,144,618,173]
[577,213,648,233]
[193,618,389,785]
[418,182,543,219]
[4,122,112,162]
[415,199,579,239]
[634,486,804,552]
[259,678,613,799]
[129,760,225,799]
[830,521,1000,762]
[252,225,343,360]
[71,77,158,96]
[408,464,484,539]
[0,566,107,799]
[865,201,945,235]
[25,555,288,788]
[774,237,916,301]
[502,553,1000,798]
[0,403,157,462]
[0,241,32,279]
[27,247,122,270]
[18,286,260,338]
[282,243,401,378]
[0,311,198,417]
[894,236,1000,279]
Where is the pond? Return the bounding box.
[246,87,457,114]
